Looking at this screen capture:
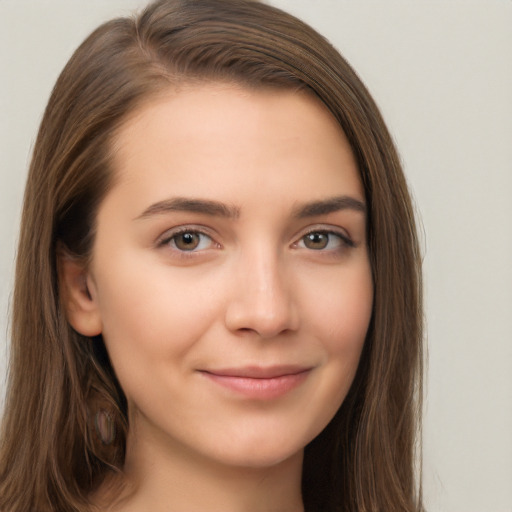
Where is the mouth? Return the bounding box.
[198,365,312,400]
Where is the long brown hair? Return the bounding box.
[0,1,423,510]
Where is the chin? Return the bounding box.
[203,429,312,470]
[215,448,303,471]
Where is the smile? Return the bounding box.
[199,366,312,400]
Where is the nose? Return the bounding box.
[224,248,299,338]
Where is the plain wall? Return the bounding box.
[1,1,511,511]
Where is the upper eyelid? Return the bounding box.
[294,224,353,241]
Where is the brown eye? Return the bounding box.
[163,231,214,252]
[298,230,354,251]
[303,232,330,250]
[174,232,201,251]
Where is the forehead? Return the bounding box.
[106,83,363,212]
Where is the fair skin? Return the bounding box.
[62,84,373,512]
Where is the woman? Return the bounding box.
[0,1,423,511]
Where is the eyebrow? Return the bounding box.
[135,195,365,221]
[135,197,241,220]
[293,195,366,218]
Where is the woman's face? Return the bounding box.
[72,84,373,469]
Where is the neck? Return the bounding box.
[96,420,305,512]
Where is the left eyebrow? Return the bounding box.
[135,197,241,220]
[293,195,366,218]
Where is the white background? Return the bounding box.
[1,1,511,510]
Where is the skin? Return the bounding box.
[62,84,373,512]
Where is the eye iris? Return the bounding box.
[304,232,328,250]
[175,232,200,251]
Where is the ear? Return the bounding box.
[58,248,103,337]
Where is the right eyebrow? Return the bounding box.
[134,197,241,221]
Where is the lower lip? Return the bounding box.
[201,371,310,400]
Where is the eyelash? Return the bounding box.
[157,227,355,255]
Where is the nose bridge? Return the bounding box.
[225,242,298,337]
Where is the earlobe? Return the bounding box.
[58,249,102,337]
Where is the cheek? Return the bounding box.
[305,261,373,350]
[91,254,222,380]
[301,262,373,408]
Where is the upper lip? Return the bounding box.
[200,365,312,379]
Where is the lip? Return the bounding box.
[199,365,312,400]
